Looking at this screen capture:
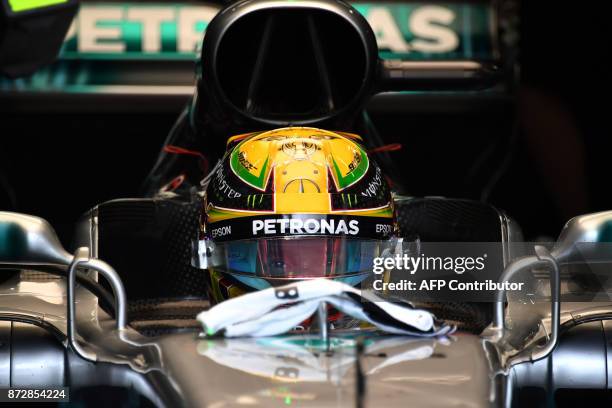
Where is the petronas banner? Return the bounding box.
[1,2,495,95]
[60,2,493,60]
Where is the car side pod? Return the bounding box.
[0,211,127,362]
[486,210,612,370]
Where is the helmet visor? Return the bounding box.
[208,236,388,283]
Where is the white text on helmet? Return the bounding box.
[252,219,359,236]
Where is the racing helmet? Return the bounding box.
[197,127,395,304]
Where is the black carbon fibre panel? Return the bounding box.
[396,197,503,242]
[97,195,206,301]
[395,197,507,332]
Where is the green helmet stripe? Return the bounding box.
[230,150,270,190]
[331,145,369,190]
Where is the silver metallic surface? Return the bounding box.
[529,247,560,360]
[488,255,543,337]
[605,320,612,389]
[10,322,66,387]
[512,321,609,396]
[66,247,95,361]
[551,210,612,262]
[0,263,504,407]
[502,247,560,368]
[0,265,162,372]
[0,321,67,388]
[162,332,498,407]
[67,247,128,361]
[0,321,68,388]
[0,212,130,363]
[0,319,167,406]
[0,212,72,267]
[6,210,612,406]
[498,212,524,267]
[487,211,612,369]
[317,302,329,348]
[0,322,9,387]
[543,321,605,389]
[72,209,99,259]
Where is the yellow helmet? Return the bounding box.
[199,127,395,303]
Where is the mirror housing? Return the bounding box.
[0,212,72,267]
[551,210,612,264]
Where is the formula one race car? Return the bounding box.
[1,0,612,407]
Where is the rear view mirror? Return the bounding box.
[551,210,612,264]
[0,212,72,267]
